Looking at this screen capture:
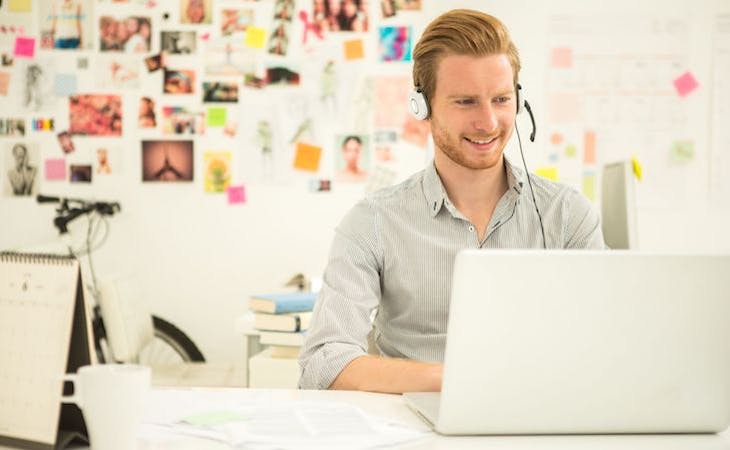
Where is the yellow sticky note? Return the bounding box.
[207,107,226,127]
[245,27,267,49]
[344,39,364,60]
[535,166,559,181]
[631,156,643,181]
[293,142,322,172]
[9,0,31,12]
[582,173,596,201]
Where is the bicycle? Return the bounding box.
[31,194,205,365]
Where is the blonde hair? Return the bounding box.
[412,9,521,104]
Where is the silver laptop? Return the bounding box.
[404,250,730,435]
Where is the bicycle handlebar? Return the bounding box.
[37,194,121,234]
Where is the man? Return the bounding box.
[299,9,604,393]
[8,143,37,195]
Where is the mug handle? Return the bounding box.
[60,374,82,408]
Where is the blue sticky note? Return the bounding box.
[54,74,78,96]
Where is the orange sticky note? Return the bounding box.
[583,130,596,164]
[245,27,266,49]
[293,142,322,172]
[344,39,364,60]
[0,72,9,96]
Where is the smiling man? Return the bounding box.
[299,9,605,393]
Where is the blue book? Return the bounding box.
[248,291,317,314]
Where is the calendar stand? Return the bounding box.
[0,253,94,450]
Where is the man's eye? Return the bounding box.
[456,99,475,105]
[495,96,510,104]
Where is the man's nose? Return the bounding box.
[472,103,498,133]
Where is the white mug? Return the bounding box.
[62,364,150,450]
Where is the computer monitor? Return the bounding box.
[601,160,638,249]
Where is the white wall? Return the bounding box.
[1,0,728,363]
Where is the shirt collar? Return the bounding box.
[423,157,525,218]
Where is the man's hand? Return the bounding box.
[329,355,442,393]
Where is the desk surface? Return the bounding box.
[2,387,729,450]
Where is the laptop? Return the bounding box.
[404,250,730,435]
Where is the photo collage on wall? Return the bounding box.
[0,0,426,201]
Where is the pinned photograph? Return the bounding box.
[38,0,94,50]
[380,0,396,18]
[203,151,231,193]
[161,31,196,54]
[97,55,141,89]
[335,134,370,182]
[266,65,300,86]
[99,16,151,52]
[180,0,212,24]
[163,69,195,94]
[4,141,38,196]
[0,118,25,136]
[221,8,254,35]
[205,38,256,77]
[161,106,205,135]
[144,53,164,72]
[396,0,421,10]
[142,140,194,182]
[202,82,238,103]
[1,53,14,66]
[139,96,156,128]
[378,25,412,62]
[57,130,75,153]
[313,0,368,32]
[267,19,291,56]
[68,94,122,136]
[95,147,114,174]
[69,164,92,183]
[20,60,56,112]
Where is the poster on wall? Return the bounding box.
[38,0,95,51]
[141,140,194,182]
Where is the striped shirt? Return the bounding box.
[298,158,605,389]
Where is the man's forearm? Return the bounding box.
[329,355,442,393]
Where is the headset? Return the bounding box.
[408,82,546,248]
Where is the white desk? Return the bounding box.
[106,388,730,449]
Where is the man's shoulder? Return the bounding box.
[529,173,583,205]
[364,168,426,205]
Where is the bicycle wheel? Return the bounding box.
[137,316,206,364]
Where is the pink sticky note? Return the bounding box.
[673,71,698,97]
[227,185,246,204]
[45,158,67,181]
[550,47,572,68]
[200,32,210,41]
[14,36,35,58]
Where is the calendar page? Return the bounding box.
[0,253,80,447]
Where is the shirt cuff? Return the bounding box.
[299,342,366,390]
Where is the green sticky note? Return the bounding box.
[564,144,577,158]
[582,173,596,201]
[670,140,694,164]
[181,411,248,427]
[245,27,267,49]
[207,107,227,127]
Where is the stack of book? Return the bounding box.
[247,291,316,388]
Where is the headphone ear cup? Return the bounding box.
[408,90,429,120]
[516,83,523,115]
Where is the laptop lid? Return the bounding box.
[436,250,730,435]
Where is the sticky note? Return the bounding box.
[535,166,559,181]
[0,72,9,96]
[245,27,266,49]
[564,144,577,158]
[45,158,67,181]
[582,173,596,201]
[673,71,698,97]
[182,411,248,426]
[14,37,35,58]
[200,32,210,41]
[227,185,246,204]
[293,142,322,172]
[9,0,32,12]
[344,39,364,60]
[207,107,227,127]
[550,47,572,68]
[670,140,694,164]
[583,130,596,164]
[54,74,78,96]
[631,156,643,182]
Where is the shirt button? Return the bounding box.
[468,225,475,232]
